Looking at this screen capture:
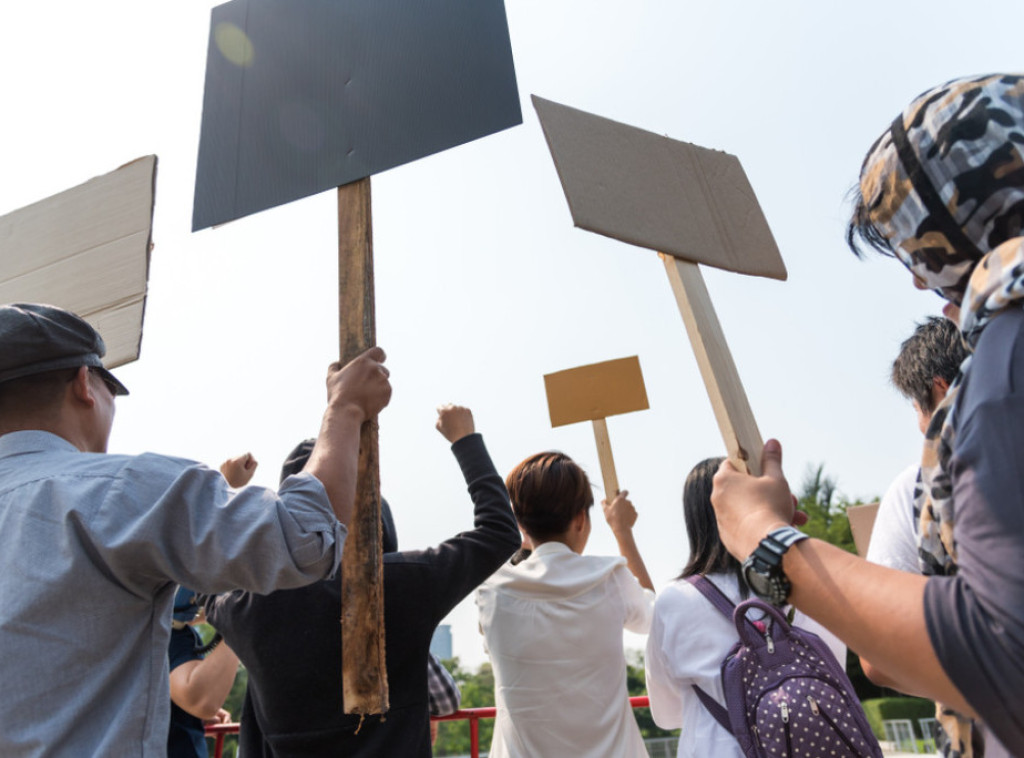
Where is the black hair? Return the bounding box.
[891,316,967,413]
[0,367,78,421]
[677,457,747,597]
[845,179,897,260]
[280,438,398,553]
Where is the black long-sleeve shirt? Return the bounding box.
[206,433,519,757]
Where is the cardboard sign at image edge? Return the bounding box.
[0,156,156,369]
[847,502,879,558]
[544,356,649,427]
[531,95,786,281]
[193,0,522,231]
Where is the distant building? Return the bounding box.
[430,624,453,660]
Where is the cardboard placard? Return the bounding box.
[193,0,522,230]
[0,156,156,368]
[544,356,648,427]
[532,95,786,280]
[847,502,880,558]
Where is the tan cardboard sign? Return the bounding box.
[847,502,880,558]
[544,356,648,498]
[0,156,156,368]
[544,355,649,427]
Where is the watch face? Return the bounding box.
[743,559,773,598]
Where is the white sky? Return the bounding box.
[0,0,1018,669]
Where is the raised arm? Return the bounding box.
[303,347,391,525]
[169,634,241,721]
[220,452,258,488]
[710,439,971,714]
[603,490,655,592]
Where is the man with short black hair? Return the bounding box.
[866,317,967,576]
[0,302,391,757]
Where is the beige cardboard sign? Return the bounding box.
[0,156,157,368]
[544,355,649,427]
[847,502,880,558]
[532,95,786,281]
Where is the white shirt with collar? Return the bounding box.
[477,540,655,758]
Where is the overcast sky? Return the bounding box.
[0,0,1019,667]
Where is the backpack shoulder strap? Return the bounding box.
[684,574,735,619]
[691,684,734,735]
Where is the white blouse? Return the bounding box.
[477,541,656,758]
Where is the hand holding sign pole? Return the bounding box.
[544,356,649,500]
[532,96,786,476]
[193,0,521,714]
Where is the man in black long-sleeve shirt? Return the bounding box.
[206,404,519,757]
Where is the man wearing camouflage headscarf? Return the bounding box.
[711,73,1024,758]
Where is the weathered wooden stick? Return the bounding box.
[337,177,388,715]
[661,253,764,476]
[591,417,619,499]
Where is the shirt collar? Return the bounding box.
[531,541,575,557]
[0,430,80,458]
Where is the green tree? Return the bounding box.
[796,464,898,702]
[626,649,679,741]
[432,658,496,757]
[797,463,857,554]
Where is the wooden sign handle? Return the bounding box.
[591,417,620,499]
[661,254,764,476]
[337,177,388,715]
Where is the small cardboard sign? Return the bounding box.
[544,356,648,427]
[193,0,522,230]
[532,95,786,281]
[847,502,880,558]
[0,156,156,368]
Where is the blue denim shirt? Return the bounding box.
[0,431,344,757]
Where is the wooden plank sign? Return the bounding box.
[544,356,649,499]
[0,156,156,368]
[532,96,786,475]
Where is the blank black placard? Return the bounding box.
[193,0,521,231]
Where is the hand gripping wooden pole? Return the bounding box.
[661,254,764,476]
[337,177,388,716]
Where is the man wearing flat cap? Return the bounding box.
[0,303,391,757]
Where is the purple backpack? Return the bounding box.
[687,575,883,758]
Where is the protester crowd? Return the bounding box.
[2,72,1024,758]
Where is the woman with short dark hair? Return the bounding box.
[477,451,654,758]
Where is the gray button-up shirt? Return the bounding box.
[0,431,345,757]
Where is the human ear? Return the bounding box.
[70,366,97,407]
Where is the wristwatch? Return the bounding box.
[742,526,809,606]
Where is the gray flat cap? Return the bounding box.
[0,303,128,395]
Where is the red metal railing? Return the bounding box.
[206,695,652,758]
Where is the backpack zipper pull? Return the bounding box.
[751,724,762,748]
[780,701,789,723]
[807,696,819,715]
[764,631,775,654]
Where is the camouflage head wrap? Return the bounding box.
[855,73,1024,303]
[854,73,1024,758]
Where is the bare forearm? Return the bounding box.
[614,530,654,592]
[784,538,971,714]
[170,643,241,720]
[304,405,364,525]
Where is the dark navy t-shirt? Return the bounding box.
[924,306,1024,757]
[168,626,208,758]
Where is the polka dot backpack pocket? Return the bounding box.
[687,575,882,758]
